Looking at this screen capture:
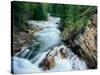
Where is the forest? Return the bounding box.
[11,1,97,74]
[12,1,96,32]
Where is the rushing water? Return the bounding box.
[12,15,87,74]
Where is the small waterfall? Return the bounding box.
[12,57,41,74]
[12,15,87,74]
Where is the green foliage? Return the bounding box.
[12,1,34,31]
[12,1,48,31]
[48,4,64,17]
[49,4,96,30]
[32,3,48,20]
[12,1,97,33]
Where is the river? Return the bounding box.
[12,15,87,74]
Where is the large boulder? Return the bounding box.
[72,14,97,69]
[39,44,87,71]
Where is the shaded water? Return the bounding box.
[12,15,87,74]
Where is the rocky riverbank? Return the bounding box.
[12,14,97,74]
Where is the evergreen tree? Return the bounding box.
[32,3,48,20]
[12,1,97,32]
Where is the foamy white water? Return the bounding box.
[12,57,41,74]
[28,15,60,29]
[34,28,61,52]
[12,15,87,74]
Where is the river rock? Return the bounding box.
[39,44,87,71]
[13,31,32,55]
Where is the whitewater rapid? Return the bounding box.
[12,15,87,74]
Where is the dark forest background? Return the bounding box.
[12,1,97,32]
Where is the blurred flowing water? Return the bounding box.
[12,15,87,74]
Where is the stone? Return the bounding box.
[72,14,97,69]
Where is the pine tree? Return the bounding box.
[32,3,48,20]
